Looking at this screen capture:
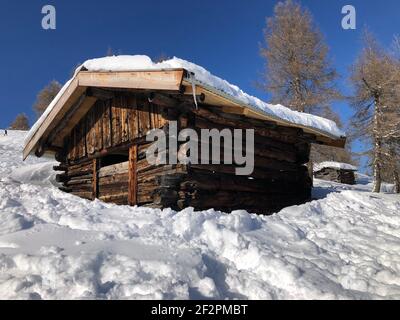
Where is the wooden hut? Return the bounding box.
[314,162,357,185]
[24,56,346,214]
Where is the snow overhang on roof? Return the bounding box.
[23,55,346,159]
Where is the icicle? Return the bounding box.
[188,72,198,109]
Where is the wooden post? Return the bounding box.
[128,145,138,206]
[92,158,99,200]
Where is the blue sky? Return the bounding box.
[0,0,399,170]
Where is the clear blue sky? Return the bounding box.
[0,0,399,169]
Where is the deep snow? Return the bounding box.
[1,130,400,300]
[26,55,345,146]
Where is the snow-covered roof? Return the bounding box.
[25,55,346,157]
[83,56,345,138]
[314,161,358,172]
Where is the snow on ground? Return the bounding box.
[26,55,344,145]
[1,130,400,300]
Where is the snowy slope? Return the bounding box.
[1,131,400,300]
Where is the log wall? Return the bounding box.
[65,96,167,162]
[56,93,314,215]
[56,160,95,200]
[175,108,312,214]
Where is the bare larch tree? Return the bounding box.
[9,113,30,130]
[33,80,62,118]
[260,0,341,114]
[260,0,350,167]
[349,31,400,193]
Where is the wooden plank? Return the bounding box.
[127,96,138,140]
[137,101,151,137]
[128,145,138,206]
[93,104,103,152]
[67,128,76,161]
[77,120,86,159]
[86,108,96,155]
[120,96,129,143]
[23,78,85,159]
[93,158,98,200]
[111,98,122,146]
[102,100,112,148]
[52,96,97,146]
[78,70,185,91]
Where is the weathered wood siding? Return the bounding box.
[66,96,166,162]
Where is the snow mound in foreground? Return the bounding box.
[1,131,400,300]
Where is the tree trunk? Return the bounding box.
[293,77,305,112]
[372,98,382,193]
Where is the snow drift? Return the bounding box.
[1,131,400,300]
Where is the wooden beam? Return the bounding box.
[78,70,185,91]
[148,92,179,108]
[128,145,138,206]
[87,87,115,100]
[92,158,99,200]
[52,96,97,146]
[148,92,206,109]
[34,140,46,158]
[316,136,346,148]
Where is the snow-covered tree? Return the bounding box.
[349,31,400,193]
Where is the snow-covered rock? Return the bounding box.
[2,131,400,300]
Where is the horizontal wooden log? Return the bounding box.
[70,191,93,200]
[178,190,310,212]
[87,88,115,100]
[58,186,72,193]
[65,178,92,186]
[188,162,307,179]
[180,172,307,195]
[53,164,68,172]
[99,193,128,204]
[99,173,129,185]
[98,162,129,178]
[193,108,305,144]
